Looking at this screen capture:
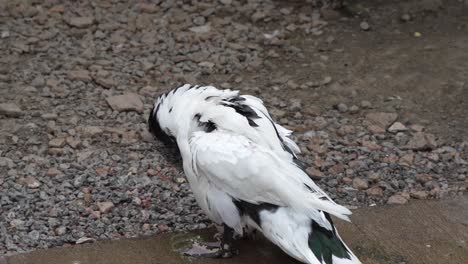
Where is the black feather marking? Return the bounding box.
[205,96,217,101]
[308,213,351,264]
[233,200,279,226]
[148,104,177,146]
[247,118,259,127]
[194,113,217,133]
[221,96,260,128]
[268,117,296,156]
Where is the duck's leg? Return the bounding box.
[219,224,239,258]
[184,224,239,258]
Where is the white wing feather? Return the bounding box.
[190,131,351,224]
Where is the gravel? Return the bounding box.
[0,0,466,257]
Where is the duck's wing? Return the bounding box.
[217,94,301,157]
[189,131,351,228]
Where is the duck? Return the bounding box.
[148,84,361,264]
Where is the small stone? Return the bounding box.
[409,124,425,132]
[368,125,385,134]
[410,190,428,199]
[388,122,408,133]
[94,77,117,89]
[97,201,114,213]
[336,103,348,113]
[193,16,206,26]
[49,138,66,148]
[76,237,96,245]
[306,167,325,180]
[189,24,211,34]
[366,186,384,197]
[66,137,81,149]
[67,70,92,82]
[337,125,355,136]
[46,168,62,177]
[95,168,109,177]
[79,126,103,136]
[353,178,369,190]
[48,148,64,155]
[157,224,170,232]
[139,3,159,13]
[366,112,398,129]
[220,0,232,5]
[399,153,414,165]
[49,5,65,13]
[67,17,94,28]
[41,113,58,120]
[387,194,408,205]
[321,76,332,85]
[328,164,344,175]
[251,11,266,22]
[416,174,433,183]
[175,177,186,183]
[349,105,359,114]
[360,21,370,31]
[400,13,411,22]
[405,132,437,150]
[55,226,67,236]
[0,103,23,117]
[342,177,353,184]
[368,173,380,182]
[361,140,381,151]
[198,61,215,68]
[24,176,41,188]
[106,93,144,113]
[360,100,372,108]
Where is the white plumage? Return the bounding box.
[148,84,361,264]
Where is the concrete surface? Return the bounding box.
[2,196,467,264]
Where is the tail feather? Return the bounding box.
[308,213,361,264]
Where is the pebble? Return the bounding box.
[94,77,117,89]
[0,103,23,117]
[388,122,408,133]
[67,17,94,28]
[68,70,92,82]
[400,14,412,22]
[353,178,369,190]
[49,138,66,148]
[366,112,398,129]
[106,93,144,113]
[360,21,370,31]
[360,100,372,109]
[23,176,41,188]
[97,201,115,213]
[405,132,437,150]
[336,103,348,113]
[366,186,384,197]
[387,194,408,205]
[410,190,429,200]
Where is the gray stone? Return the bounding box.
[366,112,398,129]
[67,17,94,28]
[0,103,23,117]
[106,93,144,113]
[360,21,370,31]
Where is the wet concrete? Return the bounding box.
[3,196,467,264]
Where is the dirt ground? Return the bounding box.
[203,0,468,142]
[5,196,468,264]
